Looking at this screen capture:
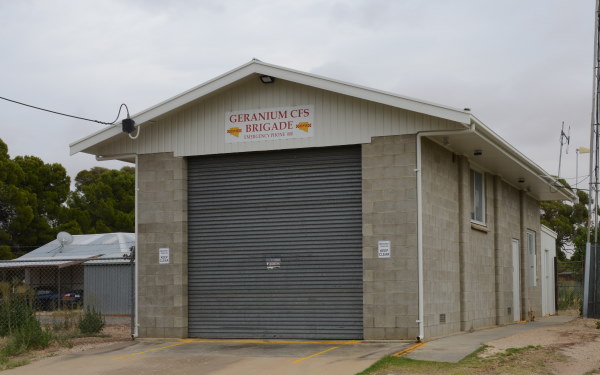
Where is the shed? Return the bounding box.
[1,233,134,314]
[70,60,575,340]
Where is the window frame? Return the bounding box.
[470,169,486,226]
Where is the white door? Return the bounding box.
[512,239,521,321]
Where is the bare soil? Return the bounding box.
[368,312,600,375]
[15,323,132,365]
[482,314,600,375]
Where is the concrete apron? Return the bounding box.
[4,339,413,375]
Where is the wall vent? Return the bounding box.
[439,313,446,324]
[508,307,512,315]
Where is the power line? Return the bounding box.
[0,96,130,125]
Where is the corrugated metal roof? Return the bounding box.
[0,233,135,268]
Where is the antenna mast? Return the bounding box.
[584,0,600,317]
[558,121,570,178]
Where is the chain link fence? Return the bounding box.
[0,256,135,333]
[556,260,584,312]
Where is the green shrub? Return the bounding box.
[0,282,36,337]
[78,307,104,335]
[2,318,52,356]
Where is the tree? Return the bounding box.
[541,186,589,260]
[67,166,135,234]
[12,155,71,248]
[0,139,34,259]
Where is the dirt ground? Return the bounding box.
[482,314,600,375]
[23,323,132,362]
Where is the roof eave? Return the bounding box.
[470,116,577,202]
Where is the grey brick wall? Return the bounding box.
[362,135,419,340]
[494,177,521,324]
[133,138,543,340]
[420,139,542,338]
[137,152,188,338]
[421,139,461,337]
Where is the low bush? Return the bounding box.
[2,318,52,357]
[0,281,35,337]
[78,307,104,335]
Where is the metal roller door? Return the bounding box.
[188,146,363,339]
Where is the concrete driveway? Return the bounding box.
[5,339,411,375]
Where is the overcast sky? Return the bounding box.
[0,0,595,188]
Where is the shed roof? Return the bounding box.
[1,233,134,268]
[69,60,576,203]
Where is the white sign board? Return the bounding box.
[378,241,391,258]
[159,248,170,264]
[266,257,281,270]
[225,105,314,143]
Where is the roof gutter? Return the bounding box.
[415,121,476,341]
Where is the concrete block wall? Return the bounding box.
[523,194,542,317]
[462,171,497,330]
[420,139,544,337]
[493,178,521,325]
[362,135,419,340]
[421,139,461,337]
[137,152,188,338]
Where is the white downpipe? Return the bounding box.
[415,122,475,341]
[133,154,139,338]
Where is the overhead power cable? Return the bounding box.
[0,96,130,125]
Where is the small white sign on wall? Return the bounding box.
[378,241,391,258]
[159,248,170,264]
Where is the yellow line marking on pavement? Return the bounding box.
[392,342,426,357]
[112,339,360,361]
[292,346,341,364]
[112,342,187,360]
[180,339,360,345]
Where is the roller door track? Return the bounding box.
[187,146,363,339]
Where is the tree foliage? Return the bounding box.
[541,186,589,260]
[67,167,135,234]
[0,138,134,258]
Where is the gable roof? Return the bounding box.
[70,59,471,155]
[69,60,576,202]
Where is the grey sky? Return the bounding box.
[0,0,594,188]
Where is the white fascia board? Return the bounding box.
[253,61,472,124]
[471,116,577,202]
[69,125,121,155]
[70,61,259,155]
[541,224,558,238]
[70,59,471,155]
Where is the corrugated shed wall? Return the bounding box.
[95,78,463,157]
[84,265,132,315]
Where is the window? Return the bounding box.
[470,169,485,224]
[527,231,537,286]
